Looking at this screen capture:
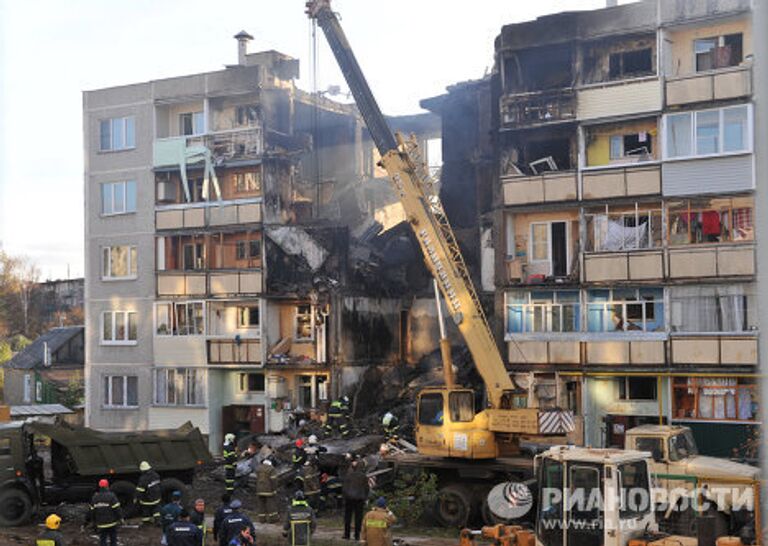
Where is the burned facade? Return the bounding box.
[425,0,757,457]
[84,35,441,450]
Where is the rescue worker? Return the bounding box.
[304,435,327,464]
[319,472,342,512]
[161,490,184,540]
[300,461,322,509]
[89,479,122,546]
[381,412,399,441]
[283,490,316,546]
[37,514,65,546]
[342,460,369,541]
[189,498,207,545]
[255,458,279,523]
[135,460,161,525]
[219,499,255,546]
[166,509,203,546]
[292,438,307,468]
[361,497,397,546]
[212,494,232,545]
[223,433,238,494]
[325,396,351,437]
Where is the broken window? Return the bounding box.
[449,391,474,423]
[155,302,204,336]
[233,171,261,194]
[183,243,206,271]
[617,377,657,400]
[668,196,754,245]
[237,306,260,329]
[506,291,580,334]
[609,48,653,79]
[238,373,265,393]
[185,177,206,202]
[102,246,138,279]
[180,111,205,136]
[155,368,205,406]
[585,203,662,252]
[103,375,138,408]
[587,288,664,332]
[236,105,260,127]
[102,310,138,344]
[529,221,569,277]
[695,33,743,72]
[665,105,750,158]
[102,180,137,215]
[669,284,752,333]
[295,305,314,341]
[673,377,757,421]
[236,239,261,261]
[503,44,573,93]
[100,116,135,151]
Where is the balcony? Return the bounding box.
[670,335,757,366]
[154,128,264,170]
[207,339,262,365]
[585,340,665,366]
[502,171,577,206]
[582,164,661,200]
[583,250,664,283]
[666,66,752,107]
[577,77,662,121]
[508,340,580,365]
[156,201,262,231]
[156,270,262,297]
[668,243,755,279]
[507,338,666,366]
[500,89,576,128]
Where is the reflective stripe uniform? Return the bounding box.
[90,489,122,529]
[36,529,65,546]
[222,441,237,493]
[361,507,396,546]
[136,469,162,522]
[284,500,316,546]
[325,400,350,437]
[255,463,279,523]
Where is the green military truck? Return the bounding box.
[0,420,211,526]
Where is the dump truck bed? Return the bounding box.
[28,421,211,477]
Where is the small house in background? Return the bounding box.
[3,326,85,424]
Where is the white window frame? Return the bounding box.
[693,33,743,74]
[101,245,138,280]
[35,380,43,403]
[101,180,137,216]
[294,304,315,342]
[662,104,753,161]
[101,310,138,345]
[237,372,266,394]
[587,288,664,333]
[237,305,261,331]
[154,301,205,337]
[528,221,571,276]
[103,375,139,408]
[100,116,136,151]
[505,291,581,334]
[179,111,205,136]
[154,368,206,407]
[585,203,662,252]
[23,374,32,403]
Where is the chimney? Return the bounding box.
[234,31,254,66]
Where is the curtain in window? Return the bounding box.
[669,285,748,332]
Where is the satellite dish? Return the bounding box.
[487,481,534,521]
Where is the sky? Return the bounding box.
[0,0,618,281]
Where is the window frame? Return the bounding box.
[154,301,205,337]
[101,245,138,280]
[294,304,315,341]
[586,288,664,333]
[666,196,754,247]
[103,374,139,409]
[505,291,581,334]
[179,111,205,137]
[693,33,743,73]
[585,203,662,253]
[99,116,136,152]
[101,180,137,216]
[672,377,758,422]
[528,220,571,276]
[663,104,752,161]
[237,372,266,394]
[237,305,261,330]
[101,310,138,345]
[154,367,206,407]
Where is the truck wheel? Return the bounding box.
[160,478,189,505]
[435,485,471,528]
[111,481,137,518]
[0,489,32,527]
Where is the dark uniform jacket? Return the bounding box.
[213,505,233,540]
[90,489,122,529]
[284,500,316,546]
[167,520,204,546]
[136,469,162,505]
[219,511,255,546]
[342,468,369,501]
[161,502,183,532]
[36,529,65,546]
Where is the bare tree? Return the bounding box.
[0,252,40,337]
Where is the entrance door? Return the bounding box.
[222,404,266,438]
[565,463,604,546]
[551,222,568,277]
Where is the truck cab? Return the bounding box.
[534,446,656,546]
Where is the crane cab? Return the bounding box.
[415,387,498,459]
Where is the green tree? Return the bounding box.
[381,469,438,526]
[58,378,84,409]
[0,341,11,364]
[8,334,30,352]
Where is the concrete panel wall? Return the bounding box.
[154,337,207,365]
[586,341,629,364]
[720,338,758,364]
[669,248,718,278]
[671,338,720,364]
[577,78,662,120]
[662,155,754,196]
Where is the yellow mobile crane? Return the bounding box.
[305,1,573,461]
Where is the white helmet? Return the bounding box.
[139,461,151,472]
[308,434,318,445]
[263,459,273,466]
[225,433,236,443]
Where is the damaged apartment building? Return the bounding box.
[472,0,756,457]
[83,33,441,450]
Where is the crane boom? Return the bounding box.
[306,0,515,408]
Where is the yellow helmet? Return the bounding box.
[46,514,61,530]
